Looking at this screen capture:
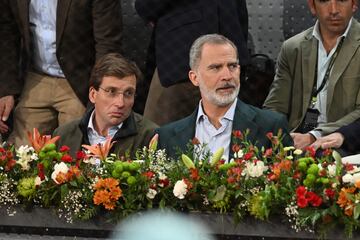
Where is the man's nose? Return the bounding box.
[330,0,340,15]
[113,93,125,107]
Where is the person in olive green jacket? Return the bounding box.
[53,53,158,158]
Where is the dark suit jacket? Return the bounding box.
[156,99,293,159]
[53,108,158,158]
[135,0,249,87]
[0,0,123,106]
[337,119,360,154]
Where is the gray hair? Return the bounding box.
[189,34,238,70]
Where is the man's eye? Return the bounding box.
[124,90,135,98]
[108,89,117,95]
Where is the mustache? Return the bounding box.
[217,82,237,89]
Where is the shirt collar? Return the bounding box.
[312,17,352,42]
[196,98,237,124]
[87,110,123,136]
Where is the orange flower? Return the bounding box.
[93,178,122,210]
[271,160,292,180]
[355,179,360,189]
[27,128,60,153]
[82,137,114,160]
[337,187,356,216]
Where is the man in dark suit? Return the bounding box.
[156,34,292,160]
[135,0,249,125]
[0,0,122,146]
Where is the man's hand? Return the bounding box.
[290,133,316,150]
[311,132,345,150]
[0,95,14,134]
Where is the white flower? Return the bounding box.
[342,173,353,183]
[234,149,244,159]
[35,176,47,186]
[51,162,69,184]
[146,189,157,199]
[286,155,293,160]
[173,180,188,199]
[327,164,337,177]
[16,145,38,171]
[353,172,360,183]
[284,146,295,152]
[243,161,268,178]
[293,149,303,155]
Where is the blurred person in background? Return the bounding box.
[0,0,122,146]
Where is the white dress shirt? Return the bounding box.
[29,0,65,77]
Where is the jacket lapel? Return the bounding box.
[326,21,360,113]
[230,100,258,159]
[300,31,318,114]
[56,0,72,46]
[172,110,197,151]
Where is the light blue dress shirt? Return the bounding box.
[195,99,237,162]
[29,0,65,77]
[87,111,123,146]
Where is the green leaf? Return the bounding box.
[354,204,360,220]
[60,184,69,200]
[69,180,78,187]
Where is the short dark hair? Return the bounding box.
[89,53,142,89]
[189,34,239,70]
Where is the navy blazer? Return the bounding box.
[156,99,293,159]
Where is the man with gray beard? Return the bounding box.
[155,34,292,160]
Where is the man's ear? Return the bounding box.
[352,0,358,13]
[89,87,96,104]
[189,70,199,87]
[307,0,316,16]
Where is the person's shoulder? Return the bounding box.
[156,115,194,134]
[241,102,286,122]
[133,112,158,131]
[53,118,82,135]
[282,26,314,48]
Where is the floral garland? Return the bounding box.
[0,129,360,238]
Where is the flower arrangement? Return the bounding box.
[1,129,360,238]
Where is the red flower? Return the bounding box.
[158,178,170,188]
[37,163,45,181]
[232,130,243,139]
[183,178,193,190]
[310,195,323,207]
[61,154,73,163]
[322,148,332,156]
[296,186,307,197]
[59,145,70,152]
[305,146,316,158]
[76,151,87,160]
[143,171,155,179]
[325,188,335,199]
[266,132,273,140]
[297,196,308,208]
[345,163,354,172]
[5,158,16,171]
[267,172,276,181]
[244,152,253,161]
[232,144,241,154]
[190,168,200,181]
[264,148,273,158]
[227,176,236,184]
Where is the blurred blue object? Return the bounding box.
[112,210,214,240]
